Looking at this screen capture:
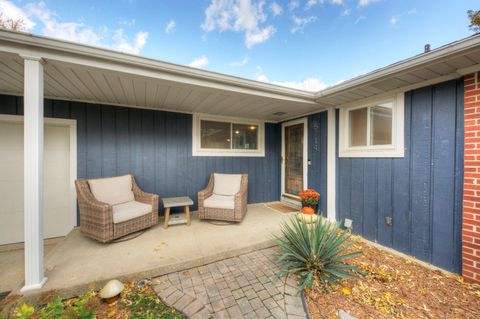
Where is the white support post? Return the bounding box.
[21,56,47,292]
[327,107,336,221]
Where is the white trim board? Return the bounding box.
[0,114,78,231]
[281,117,308,198]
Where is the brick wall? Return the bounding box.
[463,72,480,283]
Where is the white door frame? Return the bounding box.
[281,117,308,201]
[0,114,78,232]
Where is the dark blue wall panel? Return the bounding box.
[335,79,464,273]
[0,96,281,214]
[307,111,328,215]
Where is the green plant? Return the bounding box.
[13,303,35,319]
[39,297,64,318]
[274,216,363,291]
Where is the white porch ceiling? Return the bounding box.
[0,52,319,122]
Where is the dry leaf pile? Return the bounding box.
[306,239,480,319]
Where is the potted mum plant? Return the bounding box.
[299,189,320,213]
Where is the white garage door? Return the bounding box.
[0,118,75,245]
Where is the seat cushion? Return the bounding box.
[213,173,242,196]
[112,201,152,224]
[204,194,235,210]
[88,175,134,206]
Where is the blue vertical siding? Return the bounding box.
[335,79,464,273]
[307,111,328,215]
[0,95,282,215]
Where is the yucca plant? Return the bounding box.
[274,216,362,291]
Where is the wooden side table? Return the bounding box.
[162,196,194,229]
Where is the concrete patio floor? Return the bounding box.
[4,203,295,299]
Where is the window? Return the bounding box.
[193,115,265,156]
[339,93,404,157]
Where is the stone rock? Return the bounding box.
[99,279,124,299]
[338,310,358,319]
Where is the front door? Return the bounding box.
[282,119,307,198]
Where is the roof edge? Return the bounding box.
[314,33,480,99]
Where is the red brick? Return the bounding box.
[463,74,480,280]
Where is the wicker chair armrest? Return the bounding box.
[198,174,214,208]
[75,179,113,226]
[131,176,159,211]
[234,174,248,218]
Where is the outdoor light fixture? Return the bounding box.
[249,126,256,130]
[344,218,353,229]
[235,130,240,134]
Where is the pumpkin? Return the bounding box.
[301,207,315,215]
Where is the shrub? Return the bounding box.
[274,216,362,291]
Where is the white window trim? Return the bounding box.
[192,114,265,157]
[339,93,405,158]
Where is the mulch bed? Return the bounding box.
[305,238,480,319]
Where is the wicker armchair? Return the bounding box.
[198,173,248,223]
[75,174,158,243]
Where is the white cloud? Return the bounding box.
[269,2,283,17]
[342,8,351,16]
[408,8,417,15]
[305,0,317,10]
[189,55,209,68]
[26,1,102,46]
[389,16,397,26]
[119,18,135,27]
[273,77,329,92]
[355,15,366,24]
[1,1,148,54]
[287,0,300,11]
[0,0,35,30]
[359,0,379,7]
[255,65,328,92]
[291,15,317,33]
[245,25,275,48]
[165,19,175,33]
[331,0,344,4]
[112,29,148,54]
[256,74,328,92]
[231,56,248,66]
[202,0,276,48]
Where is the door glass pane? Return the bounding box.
[349,107,367,147]
[200,120,231,149]
[370,103,392,145]
[232,124,258,150]
[285,124,303,196]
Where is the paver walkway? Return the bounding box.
[152,247,307,319]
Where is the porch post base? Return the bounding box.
[21,277,48,293]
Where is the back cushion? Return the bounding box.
[213,173,242,196]
[88,175,134,205]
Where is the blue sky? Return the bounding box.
[1,0,478,91]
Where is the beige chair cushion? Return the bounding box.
[204,194,235,210]
[88,175,134,206]
[112,201,152,224]
[213,173,242,196]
